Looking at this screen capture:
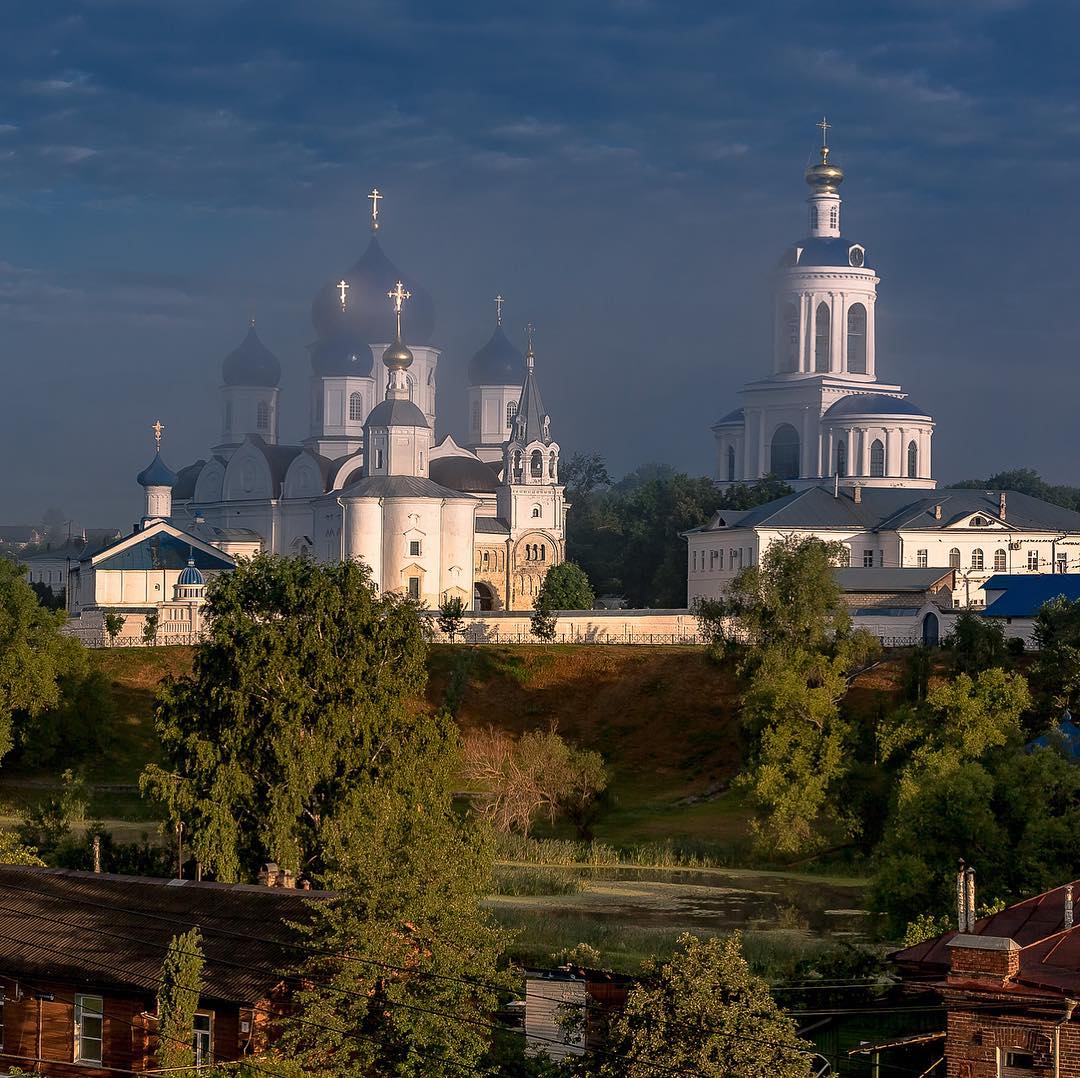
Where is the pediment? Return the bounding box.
[947,512,1013,531]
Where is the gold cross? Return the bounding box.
[525,322,535,353]
[369,188,382,232]
[817,116,830,147]
[387,279,411,314]
[152,420,164,448]
[338,279,349,310]
[495,294,504,325]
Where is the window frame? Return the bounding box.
[949,547,961,569]
[917,549,928,568]
[994,548,1007,572]
[75,993,104,1065]
[814,301,831,372]
[971,548,985,571]
[863,549,874,568]
[1028,550,1039,571]
[407,577,420,600]
[869,438,885,478]
[349,392,363,422]
[846,303,867,374]
[193,1011,213,1067]
[409,540,422,558]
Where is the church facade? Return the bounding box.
[170,197,567,611]
[713,124,936,491]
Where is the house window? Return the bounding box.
[829,205,838,229]
[949,547,961,569]
[256,401,270,431]
[349,392,363,421]
[471,402,480,431]
[374,449,384,470]
[971,548,984,570]
[815,301,830,371]
[863,549,874,568]
[1058,552,1068,573]
[75,994,103,1064]
[1003,1049,1036,1071]
[409,541,421,557]
[532,506,541,518]
[407,577,420,600]
[507,402,517,428]
[994,548,1007,572]
[970,515,991,527]
[869,438,885,477]
[847,304,867,374]
[193,1013,212,1066]
[917,549,928,568]
[907,440,918,479]
[1028,550,1039,571]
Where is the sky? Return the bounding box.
[2,0,1080,528]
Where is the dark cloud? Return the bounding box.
[0,0,1079,526]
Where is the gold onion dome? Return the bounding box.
[805,145,844,194]
[382,334,413,370]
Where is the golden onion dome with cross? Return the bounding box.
[805,116,844,194]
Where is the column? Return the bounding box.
[801,406,814,477]
[756,410,766,479]
[860,428,870,476]
[885,428,897,477]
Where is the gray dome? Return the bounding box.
[309,331,375,378]
[137,451,178,488]
[469,325,523,386]
[781,236,867,269]
[365,398,428,429]
[825,394,930,418]
[311,236,435,346]
[222,325,281,387]
[429,455,500,493]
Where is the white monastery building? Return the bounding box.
[713,119,934,491]
[687,123,1080,621]
[66,193,568,640]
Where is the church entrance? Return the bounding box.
[474,582,497,611]
[922,612,940,646]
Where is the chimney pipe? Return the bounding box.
[999,493,1007,521]
[957,860,967,931]
[92,834,101,874]
[1066,884,1074,930]
[934,504,942,520]
[854,484,862,505]
[965,865,977,933]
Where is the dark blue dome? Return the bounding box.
[781,236,867,269]
[311,236,435,346]
[469,325,523,386]
[178,559,204,586]
[222,325,281,387]
[137,451,178,488]
[309,331,375,378]
[825,393,930,418]
[429,454,500,493]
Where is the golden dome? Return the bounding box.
[805,145,844,194]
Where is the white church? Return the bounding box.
[66,194,569,638]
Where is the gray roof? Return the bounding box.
[246,437,305,498]
[172,460,206,500]
[337,475,475,501]
[688,486,1080,535]
[825,394,931,418]
[713,407,744,426]
[783,236,867,268]
[475,516,510,534]
[429,454,500,493]
[365,398,429,429]
[511,362,553,446]
[222,324,281,387]
[469,324,523,386]
[834,567,953,593]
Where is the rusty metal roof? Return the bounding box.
[0,866,328,1004]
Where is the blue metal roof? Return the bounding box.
[983,574,1080,619]
[825,394,931,418]
[136,452,177,489]
[783,236,867,268]
[1027,717,1080,761]
[95,532,234,572]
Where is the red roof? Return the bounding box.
[893,880,1080,995]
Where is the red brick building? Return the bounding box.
[893,875,1080,1077]
[0,865,323,1075]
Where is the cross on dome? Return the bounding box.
[368,188,382,232]
[495,294,504,326]
[387,280,411,314]
[817,116,830,147]
[337,279,349,310]
[525,322,535,369]
[152,420,164,448]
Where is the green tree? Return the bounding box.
[284,754,507,1076]
[140,555,431,881]
[951,469,1080,512]
[103,612,124,645]
[601,933,812,1078]
[715,476,793,511]
[142,610,159,646]
[530,595,558,642]
[948,611,1008,675]
[436,595,466,642]
[1032,595,1080,710]
[537,561,595,611]
[156,928,204,1074]
[560,452,612,500]
[0,560,85,761]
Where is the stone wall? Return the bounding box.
[429,609,705,645]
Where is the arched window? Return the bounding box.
[530,449,543,477]
[482,551,489,570]
[829,205,838,230]
[471,402,480,431]
[847,304,867,374]
[532,505,541,518]
[870,439,885,477]
[782,302,799,371]
[770,424,800,481]
[994,548,1007,571]
[513,450,523,479]
[507,402,517,428]
[406,375,415,402]
[907,440,918,479]
[836,439,847,478]
[540,544,546,562]
[971,548,984,570]
[815,301,830,371]
[727,445,736,483]
[256,401,270,431]
[949,547,961,569]
[349,392,363,421]
[224,402,232,433]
